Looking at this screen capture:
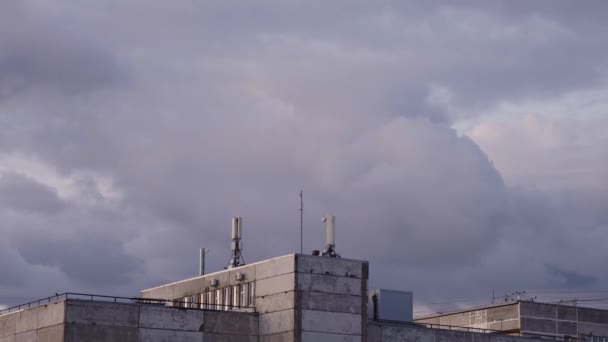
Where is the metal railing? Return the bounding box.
[0,292,255,316]
[373,319,585,341]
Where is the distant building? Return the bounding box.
[416,300,608,340]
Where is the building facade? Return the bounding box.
[2,253,607,341]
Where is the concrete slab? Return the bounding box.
[520,302,556,320]
[15,308,38,334]
[37,324,64,342]
[381,325,435,342]
[578,322,608,336]
[256,255,295,280]
[259,331,294,342]
[203,332,258,342]
[301,310,361,335]
[259,310,294,335]
[557,321,577,336]
[256,273,295,297]
[204,311,258,336]
[367,324,381,342]
[13,331,36,342]
[0,335,15,342]
[520,317,556,335]
[141,284,174,300]
[486,305,519,322]
[297,274,361,296]
[172,276,215,300]
[486,318,519,332]
[0,313,17,337]
[65,301,139,327]
[256,292,295,314]
[296,256,364,279]
[64,323,138,342]
[434,330,473,342]
[301,292,361,314]
[557,306,577,321]
[301,331,361,342]
[578,307,608,325]
[139,306,204,331]
[437,312,471,327]
[37,303,65,329]
[138,328,203,342]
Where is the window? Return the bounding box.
[200,293,205,309]
[223,287,231,311]
[183,296,189,308]
[248,282,255,307]
[233,285,240,308]
[240,283,248,308]
[215,290,222,310]
[206,292,214,310]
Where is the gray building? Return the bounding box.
[2,252,607,341]
[415,301,608,340]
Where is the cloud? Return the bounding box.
[0,1,607,311]
[545,264,598,288]
[0,172,65,214]
[0,0,127,101]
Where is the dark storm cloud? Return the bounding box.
[10,234,139,286]
[0,0,128,100]
[0,0,607,309]
[545,264,598,288]
[0,172,65,214]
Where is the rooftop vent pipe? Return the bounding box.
[321,214,340,258]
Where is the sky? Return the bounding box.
[1,1,608,315]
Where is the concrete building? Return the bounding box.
[2,252,607,341]
[415,301,608,340]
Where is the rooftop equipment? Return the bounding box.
[321,214,340,257]
[368,289,413,322]
[227,217,245,269]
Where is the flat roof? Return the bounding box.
[141,253,368,293]
[415,300,608,321]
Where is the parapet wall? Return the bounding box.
[369,321,554,342]
[0,299,258,342]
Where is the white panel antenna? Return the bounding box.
[227,217,245,268]
[321,214,340,258]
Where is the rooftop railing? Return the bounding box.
[373,319,586,341]
[0,292,255,316]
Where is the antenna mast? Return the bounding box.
[227,217,245,269]
[299,190,303,254]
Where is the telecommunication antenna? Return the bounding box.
[321,214,340,258]
[227,217,245,269]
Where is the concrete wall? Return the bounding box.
[255,254,297,342]
[141,253,370,342]
[415,303,520,333]
[1,300,258,342]
[415,301,608,339]
[296,255,369,342]
[520,301,608,338]
[0,301,65,342]
[369,321,553,342]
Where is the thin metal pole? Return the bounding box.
[199,248,208,276]
[299,190,303,254]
